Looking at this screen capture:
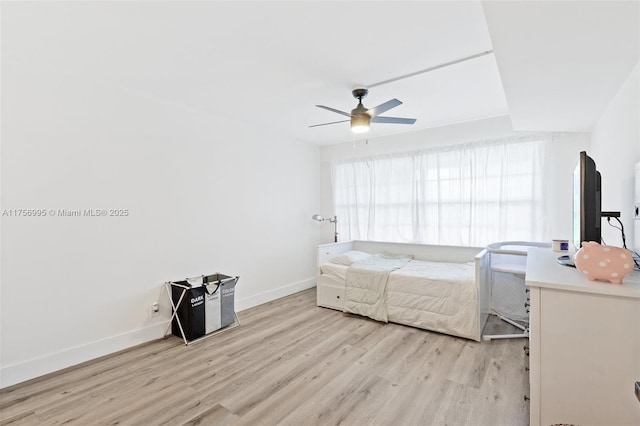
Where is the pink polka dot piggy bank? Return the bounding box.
[574,241,634,284]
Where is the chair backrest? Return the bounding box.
[487,241,551,277]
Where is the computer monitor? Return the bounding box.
[573,151,601,250]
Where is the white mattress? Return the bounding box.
[319,258,478,340]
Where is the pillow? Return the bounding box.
[379,252,414,260]
[326,250,372,266]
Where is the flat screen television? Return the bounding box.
[573,151,601,250]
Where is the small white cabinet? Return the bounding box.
[526,248,640,426]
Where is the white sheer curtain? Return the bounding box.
[332,136,549,247]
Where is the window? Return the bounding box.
[332,137,548,246]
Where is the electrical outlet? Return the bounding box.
[151,302,159,315]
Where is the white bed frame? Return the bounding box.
[316,240,491,341]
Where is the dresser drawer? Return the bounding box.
[317,284,345,310]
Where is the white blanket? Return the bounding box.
[343,255,411,322]
[386,260,477,340]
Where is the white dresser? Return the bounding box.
[526,248,640,426]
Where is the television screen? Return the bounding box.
[573,151,601,250]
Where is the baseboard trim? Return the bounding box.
[0,277,316,389]
[236,277,316,312]
[0,321,167,389]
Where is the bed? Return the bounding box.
[316,240,491,341]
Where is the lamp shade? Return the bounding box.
[350,113,370,134]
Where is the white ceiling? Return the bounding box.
[3,1,638,145]
[483,0,639,132]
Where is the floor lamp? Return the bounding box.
[312,214,338,242]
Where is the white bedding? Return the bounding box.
[321,254,479,340]
[387,260,477,340]
[343,255,411,322]
[320,262,349,281]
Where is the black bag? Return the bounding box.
[171,280,206,341]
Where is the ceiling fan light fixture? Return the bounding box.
[351,114,370,134]
[311,88,414,133]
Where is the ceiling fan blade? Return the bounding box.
[370,116,416,125]
[316,105,352,117]
[309,119,350,128]
[367,98,402,117]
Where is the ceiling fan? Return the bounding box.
[310,88,416,134]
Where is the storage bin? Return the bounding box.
[168,273,239,343]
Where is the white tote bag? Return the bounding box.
[204,282,222,333]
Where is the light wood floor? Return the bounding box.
[0,288,529,426]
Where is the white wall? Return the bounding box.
[320,115,590,244]
[591,62,640,250]
[1,18,322,388]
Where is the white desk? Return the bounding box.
[526,248,640,426]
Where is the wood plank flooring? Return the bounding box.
[0,288,529,426]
